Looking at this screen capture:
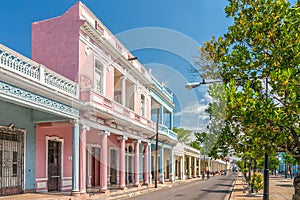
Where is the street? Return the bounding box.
[126,173,237,200]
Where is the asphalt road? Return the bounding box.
[126,173,237,200]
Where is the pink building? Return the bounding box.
[0,2,228,197]
[32,1,167,195]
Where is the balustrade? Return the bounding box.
[0,45,78,98]
[158,124,178,141]
[88,90,155,131]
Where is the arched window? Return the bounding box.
[128,145,133,153]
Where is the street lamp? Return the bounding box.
[185,79,222,90]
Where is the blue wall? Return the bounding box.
[0,100,67,190]
[0,100,36,190]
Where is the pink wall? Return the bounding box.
[78,32,115,99]
[107,134,119,148]
[32,2,84,82]
[36,123,73,179]
[79,39,94,90]
[86,129,101,145]
[105,65,114,99]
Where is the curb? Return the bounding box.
[224,176,237,200]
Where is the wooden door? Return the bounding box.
[48,141,61,191]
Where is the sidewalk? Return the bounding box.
[229,173,294,200]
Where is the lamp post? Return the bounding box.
[263,77,269,200]
[186,80,218,180]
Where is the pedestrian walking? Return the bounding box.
[207,170,210,180]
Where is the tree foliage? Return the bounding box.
[196,0,300,197]
[173,127,191,144]
[199,0,300,162]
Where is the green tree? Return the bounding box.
[196,0,300,198]
[250,172,263,195]
[173,127,191,144]
[257,154,280,172]
[193,132,218,155]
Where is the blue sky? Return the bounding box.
[0,0,231,131]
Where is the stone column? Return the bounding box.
[181,156,184,179]
[121,76,126,106]
[159,146,164,183]
[72,120,80,195]
[148,143,152,184]
[143,143,149,185]
[198,158,201,177]
[79,125,89,193]
[193,157,197,178]
[100,131,110,193]
[118,136,127,189]
[188,156,192,179]
[134,140,141,187]
[169,149,174,182]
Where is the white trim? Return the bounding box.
[81,119,152,143]
[45,136,64,180]
[35,178,48,181]
[88,143,101,148]
[61,176,72,179]
[94,57,106,96]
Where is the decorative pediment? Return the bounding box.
[0,123,24,134]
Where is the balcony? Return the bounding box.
[0,44,78,98]
[152,77,173,102]
[158,124,178,144]
[81,89,156,132]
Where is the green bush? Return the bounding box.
[250,172,263,194]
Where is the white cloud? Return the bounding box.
[174,103,208,116]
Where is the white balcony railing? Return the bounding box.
[81,89,156,131]
[152,77,173,102]
[0,44,78,98]
[158,124,178,141]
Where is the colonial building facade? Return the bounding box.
[0,1,228,197]
[0,44,81,195]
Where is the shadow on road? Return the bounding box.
[215,183,233,187]
[200,189,231,194]
[275,184,293,188]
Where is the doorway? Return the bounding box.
[90,147,100,186]
[125,145,134,184]
[110,149,118,184]
[48,140,61,191]
[0,125,24,196]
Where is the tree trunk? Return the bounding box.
[292,160,300,200]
